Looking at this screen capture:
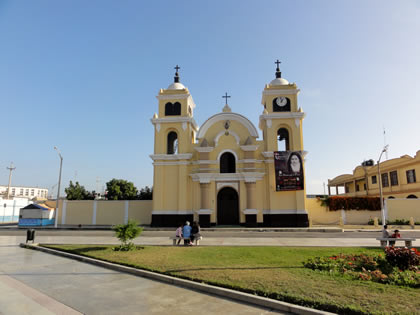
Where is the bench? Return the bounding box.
[169,236,202,246]
[376,238,416,248]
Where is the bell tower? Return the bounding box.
[150,66,198,226]
[152,65,197,155]
[258,60,308,227]
[259,60,305,153]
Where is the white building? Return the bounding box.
[0,197,32,222]
[0,185,48,199]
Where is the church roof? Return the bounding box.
[196,112,259,140]
[269,77,289,86]
[167,82,186,90]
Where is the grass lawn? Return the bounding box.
[43,245,420,315]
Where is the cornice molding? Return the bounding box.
[240,145,259,151]
[262,89,300,97]
[194,147,214,153]
[151,117,199,131]
[190,172,265,183]
[152,210,194,215]
[243,209,258,214]
[196,209,213,214]
[150,153,193,161]
[259,112,305,121]
[153,161,190,166]
[262,209,308,214]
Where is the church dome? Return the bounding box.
[167,82,186,90]
[269,77,289,86]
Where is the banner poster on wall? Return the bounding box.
[274,151,304,191]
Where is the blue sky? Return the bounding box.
[1,0,419,195]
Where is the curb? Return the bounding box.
[20,243,335,315]
[13,226,344,233]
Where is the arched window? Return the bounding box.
[273,97,291,112]
[277,128,290,151]
[165,102,181,116]
[407,194,418,199]
[388,196,395,199]
[167,131,178,154]
[220,152,236,173]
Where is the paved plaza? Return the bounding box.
[1,228,419,315]
[0,234,285,315]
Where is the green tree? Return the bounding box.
[112,219,143,251]
[137,186,153,200]
[65,181,95,200]
[105,179,137,200]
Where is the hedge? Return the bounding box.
[321,196,381,211]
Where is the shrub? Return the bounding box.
[324,196,380,211]
[113,219,143,251]
[393,219,410,225]
[387,268,420,287]
[385,247,420,271]
[303,250,420,288]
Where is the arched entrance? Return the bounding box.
[217,187,239,225]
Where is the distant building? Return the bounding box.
[328,151,420,199]
[18,203,54,226]
[0,185,48,200]
[0,197,32,222]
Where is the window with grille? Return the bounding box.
[390,171,398,186]
[406,169,416,184]
[381,173,389,187]
[371,175,377,184]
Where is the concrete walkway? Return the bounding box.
[0,236,286,315]
[4,233,420,247]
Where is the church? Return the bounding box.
[150,62,308,227]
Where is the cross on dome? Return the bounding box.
[174,65,180,83]
[275,59,282,78]
[222,92,231,105]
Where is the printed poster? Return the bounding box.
[274,151,304,191]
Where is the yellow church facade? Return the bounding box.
[150,63,308,227]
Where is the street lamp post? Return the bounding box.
[54,146,63,228]
[377,145,389,225]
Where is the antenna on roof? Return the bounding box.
[383,126,388,160]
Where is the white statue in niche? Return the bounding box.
[173,139,178,154]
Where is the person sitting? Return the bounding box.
[175,223,183,245]
[389,229,401,246]
[382,224,391,246]
[190,221,201,245]
[182,221,192,245]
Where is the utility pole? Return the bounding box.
[96,177,101,199]
[54,147,63,229]
[378,145,389,225]
[6,162,16,199]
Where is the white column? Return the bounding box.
[341,209,346,225]
[12,200,16,221]
[92,200,97,225]
[61,200,67,225]
[124,200,129,224]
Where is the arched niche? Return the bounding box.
[167,131,178,154]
